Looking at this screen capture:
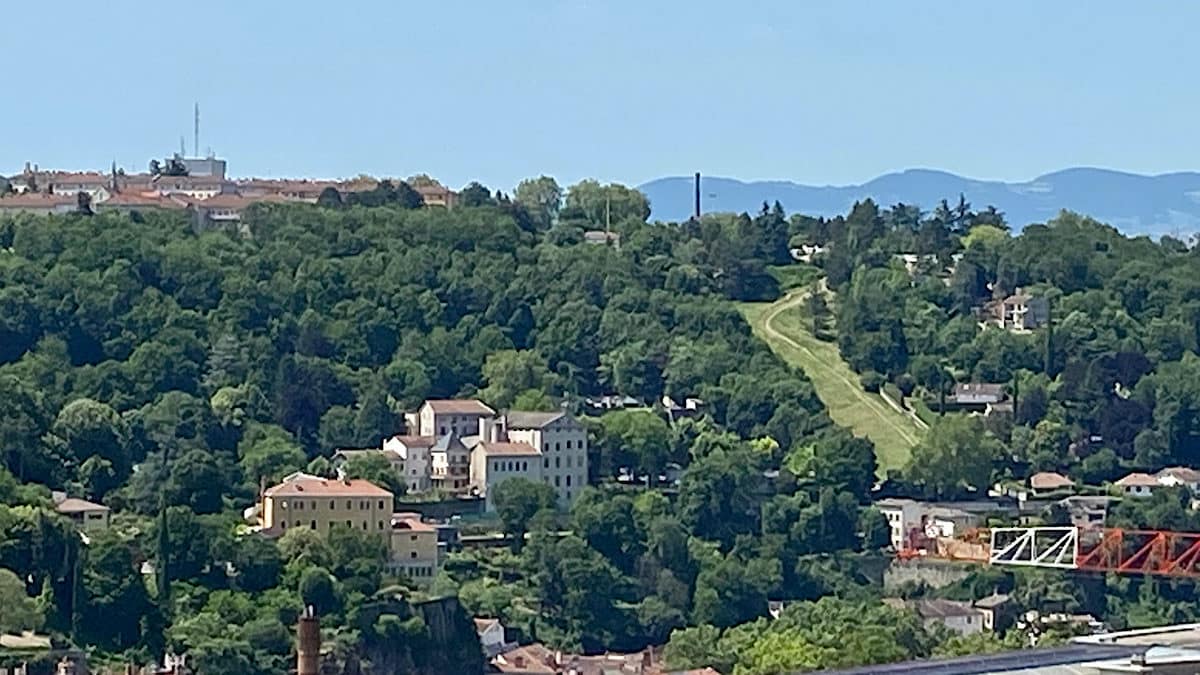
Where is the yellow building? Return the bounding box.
[389,512,440,584]
[262,475,394,536]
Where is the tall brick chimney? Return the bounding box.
[297,606,321,675]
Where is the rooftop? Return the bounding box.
[55,497,110,514]
[391,516,436,533]
[478,441,542,457]
[886,597,982,620]
[424,399,496,415]
[1115,472,1160,488]
[388,435,436,448]
[1030,471,1075,490]
[1156,466,1200,484]
[264,477,393,498]
[505,411,567,429]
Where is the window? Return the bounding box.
[522,461,528,471]
[378,500,385,510]
[555,442,561,451]
[411,535,418,542]
[544,458,549,468]
[566,490,572,500]
[296,501,304,510]
[347,500,352,510]
[310,501,316,510]
[411,551,418,559]
[362,521,368,530]
[281,521,288,529]
[310,520,316,529]
[555,457,561,468]
[566,440,572,449]
[378,521,384,530]
[543,443,550,452]
[331,501,336,510]
[346,520,352,528]
[295,520,301,527]
[566,475,572,487]
[554,476,560,487]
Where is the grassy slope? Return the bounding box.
[739,289,923,474]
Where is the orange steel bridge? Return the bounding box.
[899,526,1200,578]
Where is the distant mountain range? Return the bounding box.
[639,168,1200,236]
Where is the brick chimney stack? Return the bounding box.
[297,606,321,675]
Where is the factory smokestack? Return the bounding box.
[694,172,701,220]
[297,606,321,675]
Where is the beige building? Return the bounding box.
[471,440,544,511]
[262,475,394,535]
[503,411,589,506]
[54,496,110,533]
[388,512,440,584]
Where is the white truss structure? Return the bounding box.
[989,526,1079,569]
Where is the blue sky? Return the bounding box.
[2,1,1196,189]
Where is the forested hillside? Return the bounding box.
[0,184,869,673]
[7,183,1200,674]
[801,199,1200,492]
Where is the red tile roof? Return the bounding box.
[264,477,393,497]
[1029,472,1074,490]
[391,516,436,533]
[1115,472,1159,488]
[0,193,77,207]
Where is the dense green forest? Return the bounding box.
[5,181,1200,674]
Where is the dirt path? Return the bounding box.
[742,287,924,472]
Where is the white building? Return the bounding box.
[502,411,589,507]
[876,498,980,551]
[431,433,471,492]
[382,435,436,493]
[470,440,544,511]
[410,399,496,437]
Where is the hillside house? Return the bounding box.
[1115,472,1159,498]
[885,598,988,636]
[382,435,437,493]
[260,475,394,535]
[993,289,1049,331]
[388,513,439,584]
[1029,472,1075,497]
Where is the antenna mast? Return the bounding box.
[194,103,200,158]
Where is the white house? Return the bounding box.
[1155,467,1200,492]
[470,440,543,511]
[474,618,515,658]
[383,435,437,493]
[1115,472,1160,498]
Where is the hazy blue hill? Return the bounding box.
[640,168,1200,235]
